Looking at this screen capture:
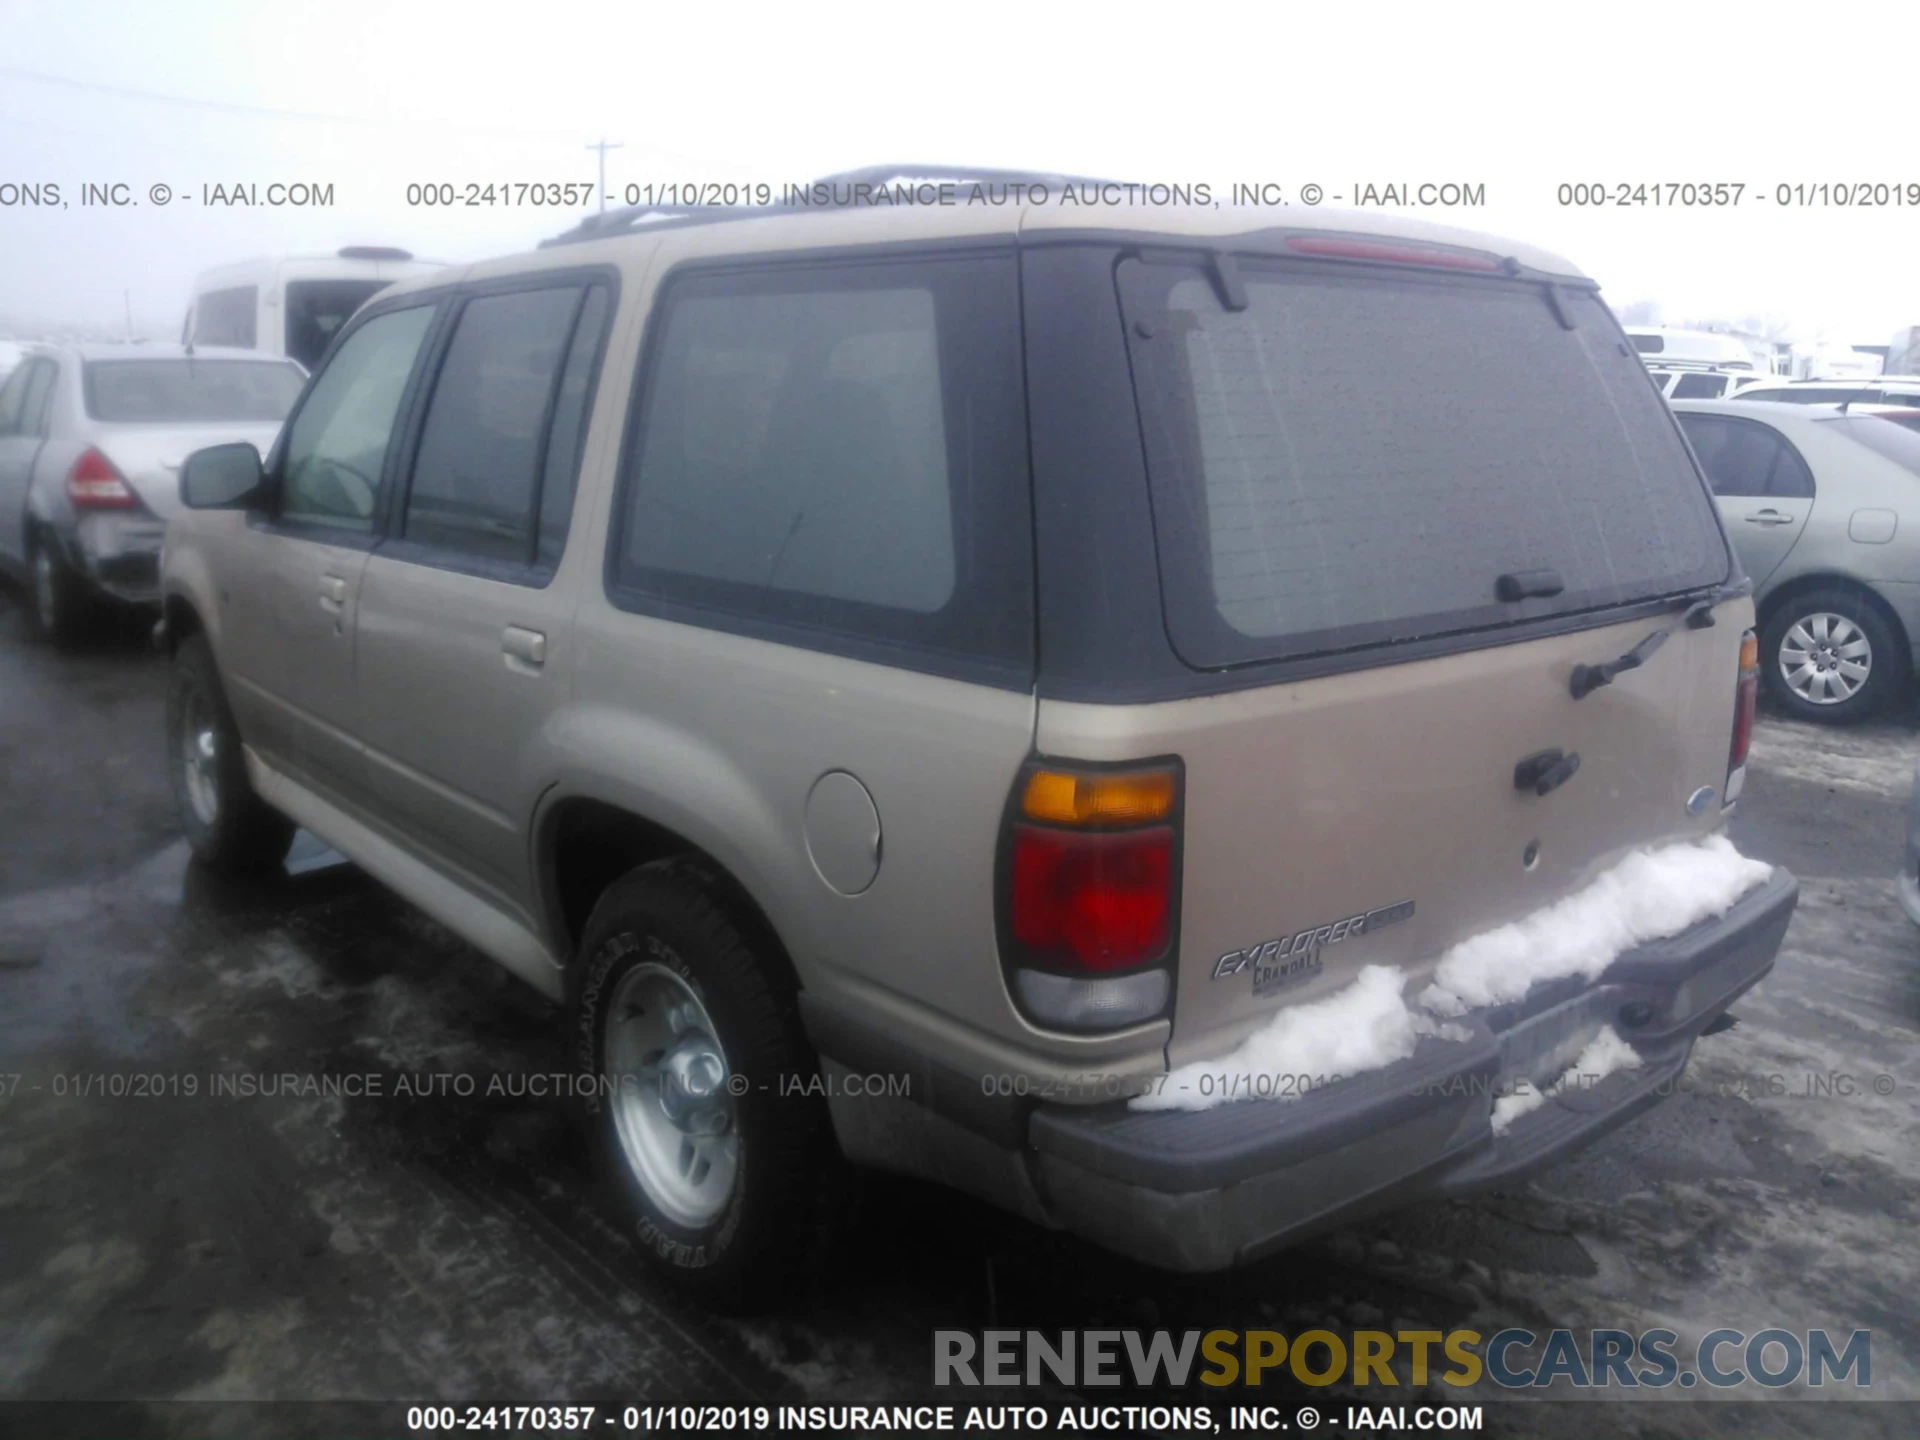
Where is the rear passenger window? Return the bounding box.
[1677,413,1813,499]
[403,281,610,571]
[610,255,1032,681]
[1769,440,1815,498]
[1670,372,1728,399]
[538,286,610,567]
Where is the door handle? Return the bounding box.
[1745,510,1796,526]
[502,625,546,667]
[318,574,348,613]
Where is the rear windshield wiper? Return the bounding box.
[1569,586,1740,700]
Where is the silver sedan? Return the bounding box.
[1673,398,1920,723]
[0,343,305,645]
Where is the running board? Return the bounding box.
[244,748,566,1001]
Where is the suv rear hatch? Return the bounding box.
[1027,237,1747,1066]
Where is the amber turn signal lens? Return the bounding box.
[1022,768,1176,826]
[1738,631,1760,672]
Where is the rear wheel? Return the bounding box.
[574,861,834,1309]
[26,529,91,648]
[1760,589,1909,724]
[167,633,296,872]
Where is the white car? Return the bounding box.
[183,248,445,371]
[1732,377,1920,407]
[1648,366,1774,400]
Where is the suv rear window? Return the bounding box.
[84,359,305,423]
[1118,257,1729,668]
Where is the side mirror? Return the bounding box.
[180,442,264,510]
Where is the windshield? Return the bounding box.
[1120,257,1728,668]
[1834,414,1920,474]
[83,359,306,423]
[285,278,390,368]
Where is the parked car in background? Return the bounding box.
[1838,403,1920,435]
[183,248,445,370]
[1626,325,1769,373]
[158,177,1791,1301]
[0,343,306,644]
[1649,365,1773,400]
[1672,398,1920,721]
[1732,377,1920,406]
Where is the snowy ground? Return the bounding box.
[0,603,1914,1439]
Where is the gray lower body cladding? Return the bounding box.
[810,870,1798,1271]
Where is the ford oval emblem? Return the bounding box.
[1686,786,1716,815]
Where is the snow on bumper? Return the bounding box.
[1026,868,1797,1273]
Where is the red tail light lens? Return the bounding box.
[1729,630,1760,772]
[1010,825,1173,972]
[67,448,138,509]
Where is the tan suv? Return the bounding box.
[159,168,1798,1302]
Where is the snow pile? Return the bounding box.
[1418,834,1772,1017]
[1489,1025,1642,1135]
[1131,837,1771,1114]
[1131,965,1451,1113]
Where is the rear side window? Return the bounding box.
[193,286,258,349]
[0,363,31,435]
[610,253,1032,682]
[1670,372,1730,399]
[402,284,603,568]
[1676,413,1814,498]
[1119,258,1729,668]
[4,359,56,437]
[538,286,611,567]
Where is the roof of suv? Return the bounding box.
[372,167,1590,303]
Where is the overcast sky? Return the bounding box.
[2,0,1917,345]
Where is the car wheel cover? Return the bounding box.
[603,961,741,1228]
[1780,611,1872,705]
[178,681,222,828]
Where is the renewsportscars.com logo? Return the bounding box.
[933,1327,1872,1390]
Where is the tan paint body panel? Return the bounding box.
[164,197,1713,1106]
[1036,602,1753,1068]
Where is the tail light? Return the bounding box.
[1725,630,1759,806]
[999,760,1181,1032]
[67,448,138,509]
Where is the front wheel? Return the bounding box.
[1760,590,1909,724]
[574,861,834,1309]
[167,633,296,872]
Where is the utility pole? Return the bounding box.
[587,138,624,213]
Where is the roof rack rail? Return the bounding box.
[538,162,1125,248]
